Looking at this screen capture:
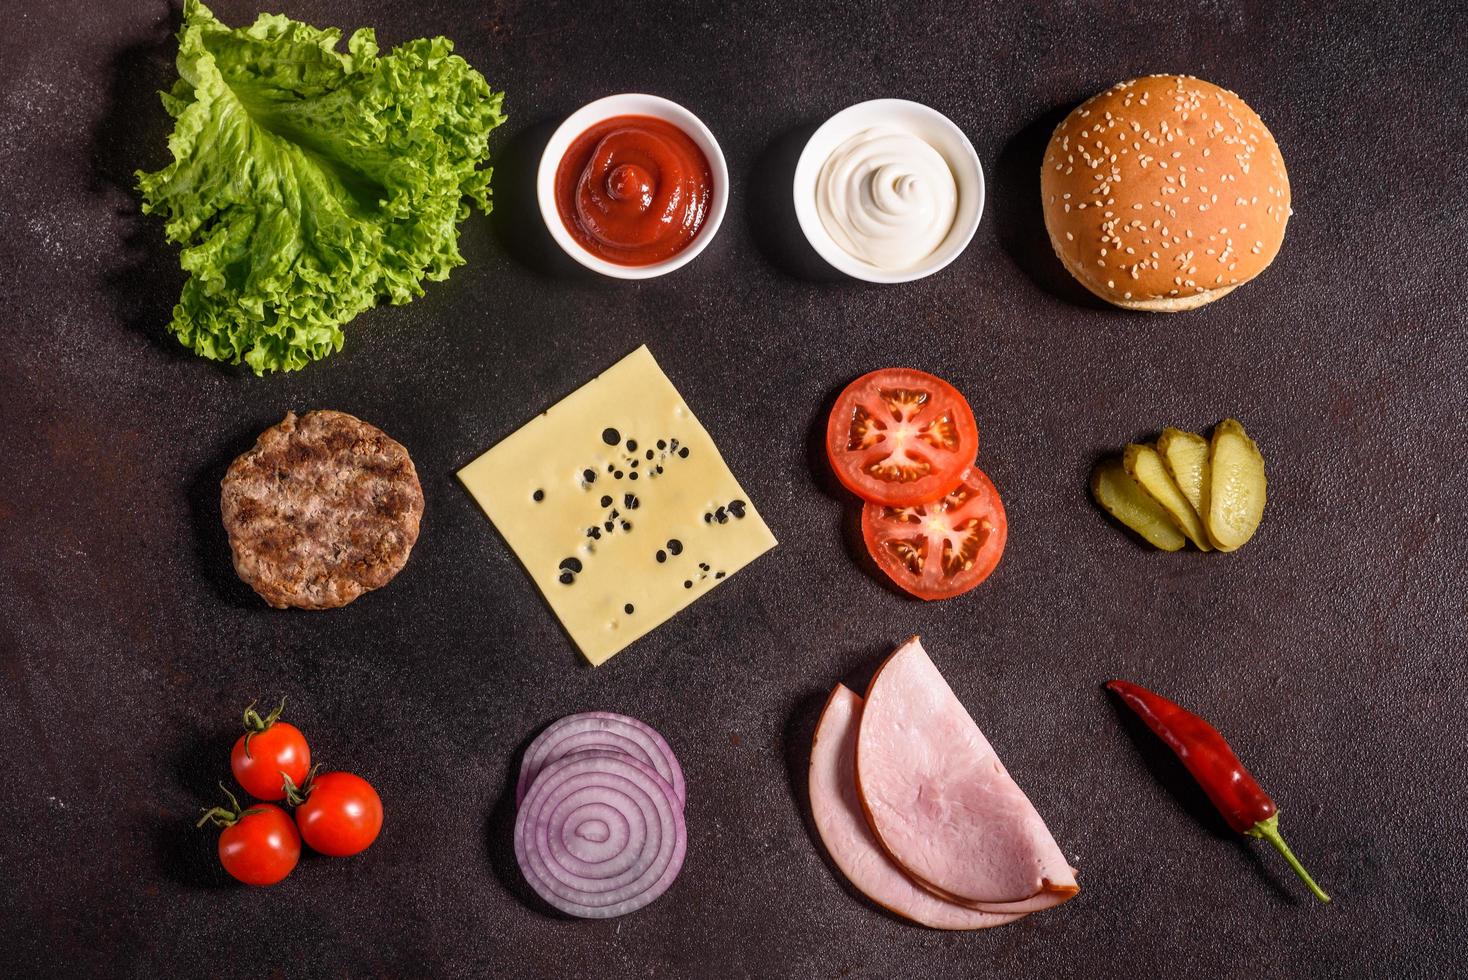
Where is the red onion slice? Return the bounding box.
[514,752,686,918]
[516,712,685,808]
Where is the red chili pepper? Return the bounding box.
[1107,679,1330,903]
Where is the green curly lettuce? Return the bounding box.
[136,1,506,373]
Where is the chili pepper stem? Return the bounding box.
[1247,814,1330,903]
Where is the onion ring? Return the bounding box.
[514,751,686,918]
[516,712,685,808]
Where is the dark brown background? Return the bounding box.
[1,1,1463,977]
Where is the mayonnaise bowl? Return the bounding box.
[793,100,984,284]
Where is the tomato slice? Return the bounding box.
[825,368,979,507]
[861,466,1007,600]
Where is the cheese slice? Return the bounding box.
[458,346,777,665]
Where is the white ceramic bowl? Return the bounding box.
[537,94,729,280]
[792,99,984,284]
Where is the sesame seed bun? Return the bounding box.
[1041,75,1290,311]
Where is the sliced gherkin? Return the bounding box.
[1124,443,1211,551]
[1203,419,1267,551]
[1157,427,1209,515]
[1091,458,1186,551]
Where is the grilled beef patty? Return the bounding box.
[221,411,424,610]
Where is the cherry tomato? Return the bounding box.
[198,787,300,886]
[295,772,384,857]
[861,466,1007,599]
[826,368,979,507]
[231,699,310,801]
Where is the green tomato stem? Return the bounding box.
[241,696,286,758]
[196,783,262,828]
[1247,813,1331,903]
[281,764,319,807]
[196,806,236,829]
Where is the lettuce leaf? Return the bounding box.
[136,0,506,374]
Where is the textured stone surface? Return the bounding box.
[0,1,1463,977]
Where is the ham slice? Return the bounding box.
[809,684,1024,930]
[855,637,1078,913]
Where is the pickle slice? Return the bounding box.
[1203,419,1267,551]
[1091,458,1186,551]
[1124,443,1211,551]
[1157,427,1209,515]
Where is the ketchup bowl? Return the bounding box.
[793,99,983,284]
[537,94,729,280]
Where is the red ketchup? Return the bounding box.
[555,115,713,266]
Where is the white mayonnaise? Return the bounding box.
[814,126,959,272]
